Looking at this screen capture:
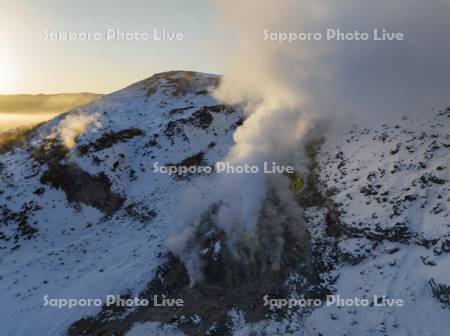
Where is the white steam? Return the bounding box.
[54,112,100,149]
[169,0,450,284]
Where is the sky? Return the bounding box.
[0,0,231,94]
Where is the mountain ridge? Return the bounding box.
[0,71,449,335]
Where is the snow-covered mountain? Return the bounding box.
[304,110,450,335]
[0,71,449,336]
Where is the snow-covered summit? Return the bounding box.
[0,71,243,335]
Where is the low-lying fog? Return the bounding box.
[0,93,102,133]
[0,112,60,132]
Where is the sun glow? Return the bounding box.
[0,46,13,93]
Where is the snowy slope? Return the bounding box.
[303,110,450,336]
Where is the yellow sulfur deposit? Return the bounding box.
[290,172,304,192]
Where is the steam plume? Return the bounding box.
[54,112,100,149]
[170,0,450,284]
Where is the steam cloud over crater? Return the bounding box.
[169,0,450,284]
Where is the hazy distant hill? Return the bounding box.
[0,93,102,114]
